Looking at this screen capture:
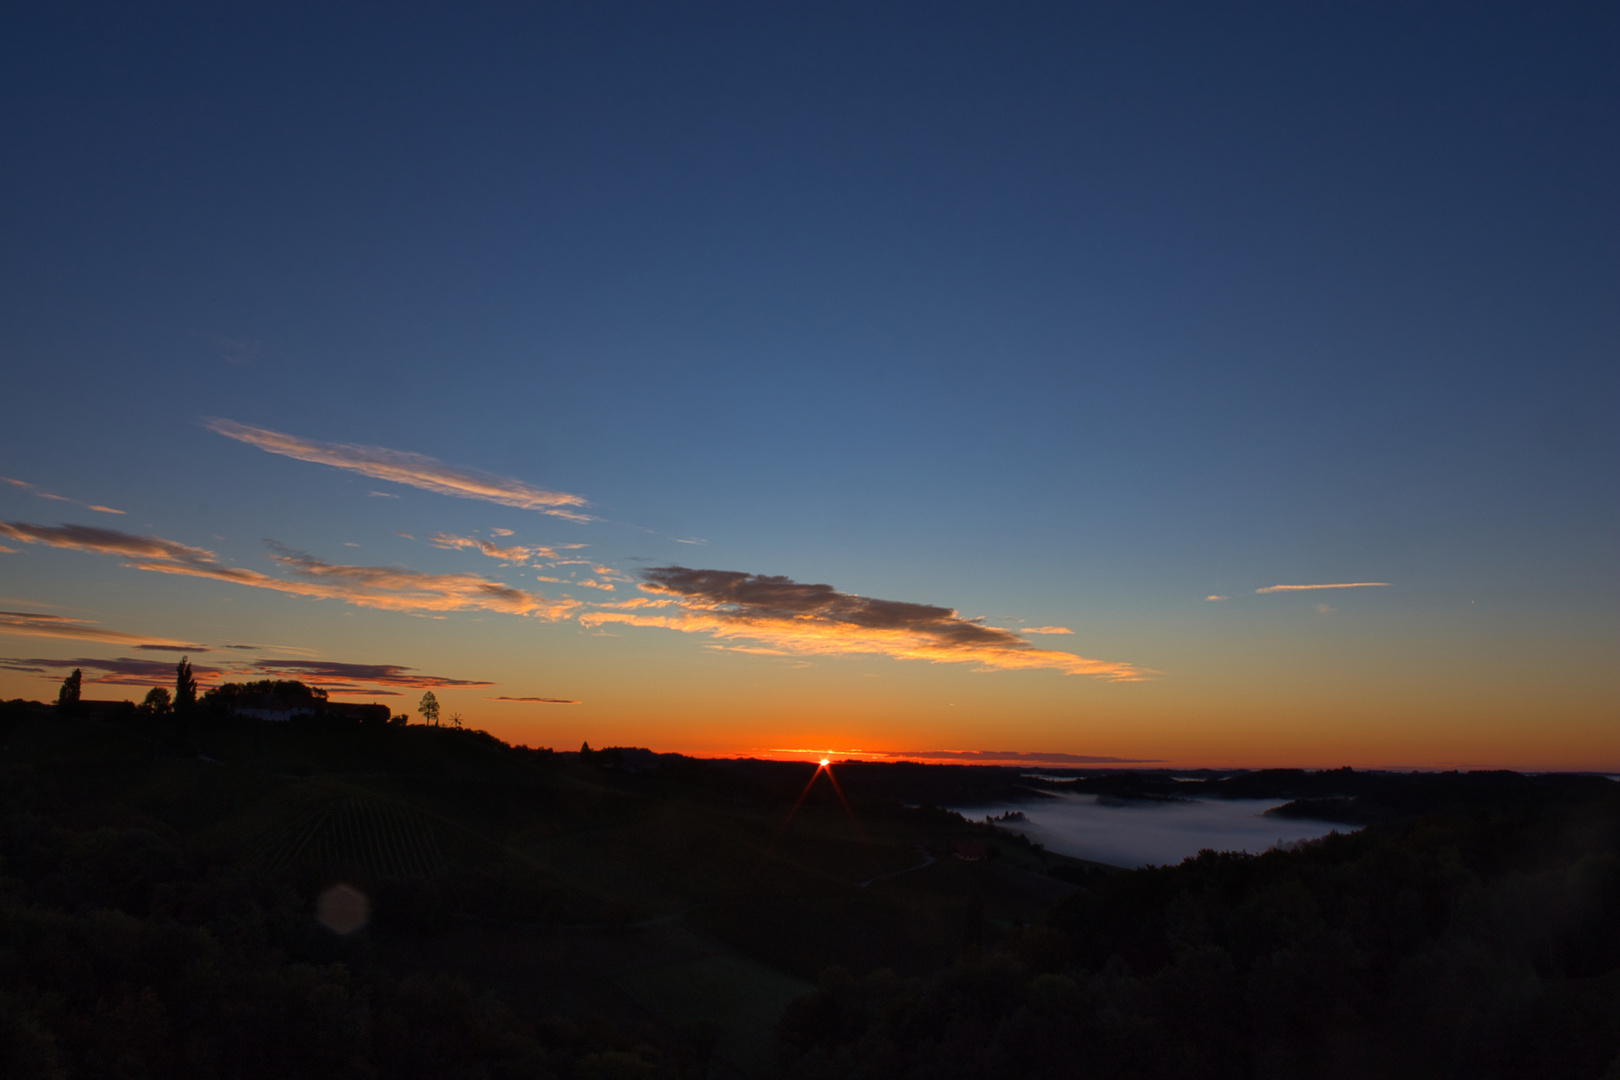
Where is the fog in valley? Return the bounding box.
[962,791,1350,868]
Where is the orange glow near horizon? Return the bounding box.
[5,596,1617,774]
[7,658,1617,771]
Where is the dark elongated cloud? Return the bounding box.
[0,520,576,619]
[0,609,205,649]
[2,656,222,686]
[580,566,1147,680]
[249,660,492,688]
[488,695,580,704]
[0,521,216,562]
[204,419,590,520]
[881,750,1158,764]
[4,654,487,697]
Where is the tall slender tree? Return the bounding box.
[174,657,197,714]
[418,691,440,726]
[57,668,82,713]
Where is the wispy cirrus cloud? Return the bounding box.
[489,696,580,704]
[432,533,628,595]
[429,532,553,565]
[0,520,577,619]
[1,477,124,515]
[1023,626,1073,635]
[192,329,263,367]
[204,419,591,520]
[1255,582,1391,593]
[0,609,205,649]
[580,567,1148,680]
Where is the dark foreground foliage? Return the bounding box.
[778,778,1620,1080]
[0,700,704,1079]
[0,811,683,1080]
[6,695,1620,1079]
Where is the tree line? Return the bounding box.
[51,660,467,728]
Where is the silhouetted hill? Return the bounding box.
[778,772,1620,1080]
[0,700,1098,1078]
[4,699,1617,1078]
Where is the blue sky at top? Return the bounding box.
[0,2,1614,763]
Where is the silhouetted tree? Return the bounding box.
[56,668,81,713]
[200,679,326,714]
[418,691,440,726]
[174,657,197,713]
[141,687,171,716]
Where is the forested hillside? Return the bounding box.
[5,699,1617,1078]
[779,775,1620,1079]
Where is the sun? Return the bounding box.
[819,758,830,767]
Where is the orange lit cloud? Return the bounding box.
[148,545,578,618]
[0,610,205,649]
[430,533,629,598]
[0,520,576,619]
[203,419,591,520]
[1255,582,1391,593]
[1023,625,1073,635]
[580,566,1149,680]
[0,521,217,562]
[429,532,547,564]
[1,477,125,515]
[428,531,601,566]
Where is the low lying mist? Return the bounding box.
[960,791,1352,868]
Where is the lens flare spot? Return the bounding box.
[316,883,370,935]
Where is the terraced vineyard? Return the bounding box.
[260,795,447,877]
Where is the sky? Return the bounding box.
[1,2,1615,769]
